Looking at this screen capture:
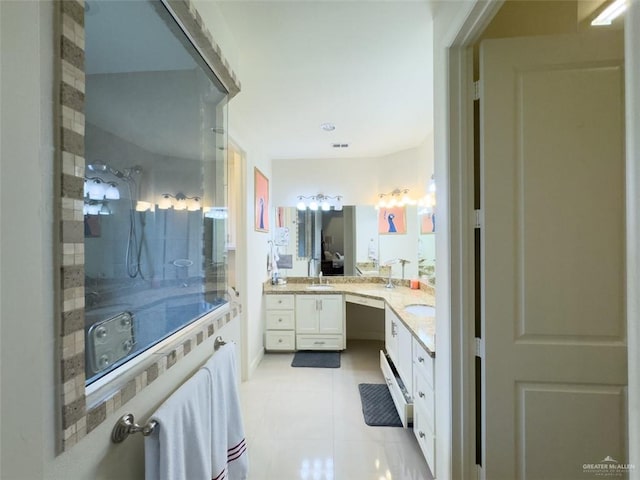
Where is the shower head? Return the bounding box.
[86,162,140,179]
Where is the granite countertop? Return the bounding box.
[263,278,436,356]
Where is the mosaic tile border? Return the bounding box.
[56,0,240,453]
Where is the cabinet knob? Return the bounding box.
[418,356,425,363]
[419,391,425,398]
[278,318,283,322]
[278,300,282,304]
[278,338,283,343]
[313,341,325,345]
[419,431,426,439]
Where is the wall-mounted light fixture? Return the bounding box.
[591,0,627,25]
[296,194,343,211]
[376,188,416,209]
[157,193,201,211]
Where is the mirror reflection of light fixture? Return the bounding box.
[135,201,154,212]
[84,201,107,216]
[418,175,437,214]
[85,177,121,201]
[376,188,416,210]
[591,0,627,25]
[157,193,202,211]
[296,194,343,211]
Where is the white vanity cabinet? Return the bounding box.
[381,305,413,427]
[265,294,296,351]
[412,337,436,474]
[295,294,345,350]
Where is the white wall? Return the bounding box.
[0,3,246,479]
[271,135,434,207]
[1,2,53,477]
[626,0,640,475]
[430,1,478,479]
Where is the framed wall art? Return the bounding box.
[254,168,269,232]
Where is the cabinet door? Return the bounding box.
[317,295,343,334]
[295,296,319,334]
[385,305,398,365]
[396,320,413,396]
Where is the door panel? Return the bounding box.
[480,31,626,480]
[296,296,318,334]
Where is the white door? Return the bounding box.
[480,31,627,480]
[296,296,319,334]
[317,295,343,334]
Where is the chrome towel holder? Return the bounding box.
[111,336,227,443]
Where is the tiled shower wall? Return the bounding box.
[56,0,240,452]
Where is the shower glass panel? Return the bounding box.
[83,0,229,384]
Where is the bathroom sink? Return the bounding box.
[404,304,435,317]
[306,284,335,291]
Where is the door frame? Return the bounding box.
[444,1,639,478]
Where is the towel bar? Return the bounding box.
[214,336,226,351]
[111,413,157,443]
[111,335,228,443]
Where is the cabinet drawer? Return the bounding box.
[265,294,295,310]
[345,294,385,310]
[414,405,436,474]
[413,338,434,389]
[380,350,413,428]
[296,335,343,350]
[265,330,295,351]
[266,310,295,330]
[413,370,435,432]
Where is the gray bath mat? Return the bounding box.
[358,383,403,427]
[291,351,340,368]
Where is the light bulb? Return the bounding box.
[88,179,106,200]
[105,183,120,200]
[158,195,172,210]
[174,198,187,211]
[187,197,201,211]
[309,200,319,211]
[136,201,152,212]
[87,203,101,215]
[99,203,111,215]
[334,198,343,211]
[297,200,306,210]
[321,201,330,211]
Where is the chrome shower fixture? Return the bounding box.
[87,162,142,180]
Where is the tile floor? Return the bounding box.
[239,340,434,480]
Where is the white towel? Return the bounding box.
[144,369,212,480]
[202,343,249,480]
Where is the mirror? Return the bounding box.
[274,205,435,283]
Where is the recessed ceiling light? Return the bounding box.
[320,123,336,132]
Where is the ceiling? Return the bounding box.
[215,1,435,160]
